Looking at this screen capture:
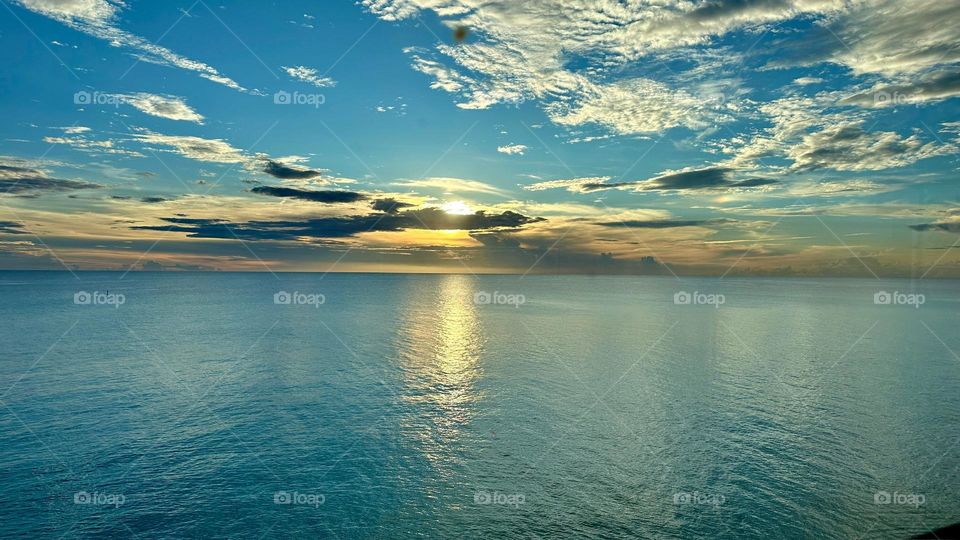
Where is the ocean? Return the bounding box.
[1,272,957,538]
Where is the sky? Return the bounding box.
[0,0,958,276]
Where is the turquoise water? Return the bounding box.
[1,272,958,538]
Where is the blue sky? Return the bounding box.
[1,0,958,276]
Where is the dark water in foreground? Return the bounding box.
[1,272,958,538]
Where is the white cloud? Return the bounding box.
[119,93,204,123]
[824,0,960,76]
[496,144,526,155]
[43,135,144,157]
[364,0,842,135]
[58,126,91,134]
[133,133,246,163]
[787,122,949,171]
[721,95,954,172]
[547,78,723,135]
[282,66,336,88]
[15,0,246,91]
[523,177,611,193]
[393,177,510,197]
[793,77,824,85]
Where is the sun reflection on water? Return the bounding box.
[396,274,485,472]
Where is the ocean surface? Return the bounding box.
[0,271,958,539]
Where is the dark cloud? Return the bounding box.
[0,221,28,234]
[730,177,778,188]
[909,222,960,233]
[140,196,169,203]
[643,167,736,190]
[583,167,741,191]
[371,198,415,214]
[597,218,736,228]
[132,207,545,241]
[0,163,101,196]
[841,71,960,107]
[549,167,776,193]
[251,185,367,203]
[262,160,323,180]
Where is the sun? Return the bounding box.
[440,200,474,215]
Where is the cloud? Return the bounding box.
[282,66,336,88]
[546,78,725,135]
[909,221,960,233]
[140,196,169,203]
[787,179,896,197]
[371,198,415,214]
[497,144,527,155]
[133,133,246,163]
[596,218,736,229]
[15,0,247,91]
[366,1,840,135]
[132,207,545,240]
[523,177,611,193]
[43,135,143,157]
[0,162,101,196]
[635,167,736,190]
[261,159,323,180]
[822,0,960,77]
[0,221,28,234]
[524,168,775,193]
[250,186,367,203]
[393,177,510,196]
[725,96,953,172]
[788,122,947,171]
[793,77,824,85]
[119,93,204,123]
[840,71,960,108]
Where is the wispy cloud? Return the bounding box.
[15,0,247,91]
[282,66,336,88]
